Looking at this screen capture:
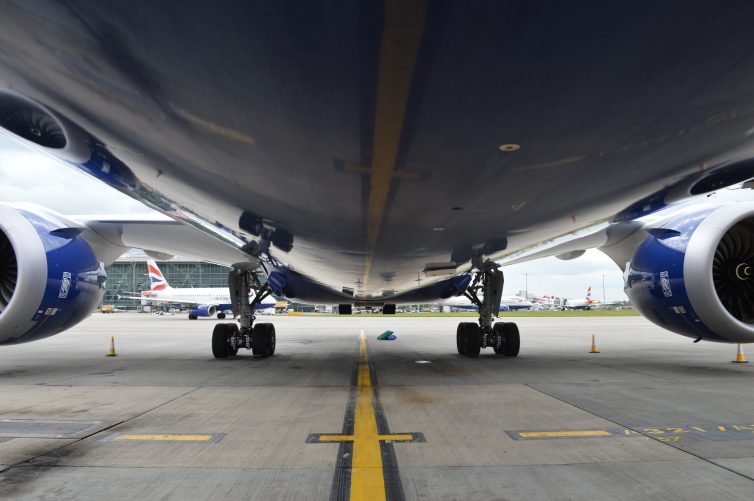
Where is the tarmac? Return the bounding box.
[0,313,753,500]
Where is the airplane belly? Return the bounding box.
[1,2,754,297]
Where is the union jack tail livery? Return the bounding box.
[147,260,170,292]
[586,286,594,304]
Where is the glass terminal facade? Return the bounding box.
[103,250,232,309]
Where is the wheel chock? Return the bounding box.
[589,334,600,353]
[106,336,118,357]
[733,343,748,363]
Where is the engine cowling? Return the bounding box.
[625,203,754,343]
[0,204,106,344]
[190,305,217,317]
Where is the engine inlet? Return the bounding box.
[0,230,18,313]
[713,218,754,324]
[0,92,66,149]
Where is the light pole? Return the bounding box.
[602,274,606,303]
[525,272,528,299]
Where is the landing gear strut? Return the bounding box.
[212,266,275,359]
[456,259,520,358]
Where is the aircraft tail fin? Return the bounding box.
[146,260,170,291]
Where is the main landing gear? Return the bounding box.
[457,260,520,358]
[212,266,275,359]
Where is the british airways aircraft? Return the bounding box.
[563,287,599,310]
[442,295,533,312]
[125,260,276,320]
[1,2,754,359]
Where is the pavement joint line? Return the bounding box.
[1,385,205,472]
[526,384,754,483]
[38,358,159,386]
[307,330,422,501]
[2,457,701,471]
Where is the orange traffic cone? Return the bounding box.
[732,343,748,363]
[106,336,117,357]
[589,334,600,353]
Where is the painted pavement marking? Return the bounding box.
[101,433,225,443]
[508,424,754,442]
[307,331,424,501]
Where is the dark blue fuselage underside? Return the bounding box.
[1,1,754,302]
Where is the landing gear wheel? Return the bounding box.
[502,322,520,357]
[212,323,238,358]
[492,323,506,354]
[268,324,276,355]
[188,314,198,320]
[492,322,520,357]
[457,322,481,357]
[466,323,481,357]
[456,323,467,354]
[252,323,275,358]
[217,312,226,320]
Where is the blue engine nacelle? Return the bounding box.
[190,305,217,317]
[625,203,754,343]
[0,205,106,344]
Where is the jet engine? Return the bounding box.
[625,203,754,343]
[190,305,217,318]
[0,204,106,344]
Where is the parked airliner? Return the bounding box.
[1,2,754,360]
[442,295,534,312]
[562,287,600,310]
[127,261,276,319]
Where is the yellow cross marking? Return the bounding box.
[318,434,415,443]
[308,330,423,500]
[113,434,214,442]
[349,330,387,501]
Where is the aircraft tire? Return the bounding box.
[457,322,475,355]
[217,312,226,320]
[462,322,481,357]
[252,323,275,357]
[456,323,466,354]
[502,322,520,357]
[212,323,232,358]
[188,314,198,320]
[268,324,276,355]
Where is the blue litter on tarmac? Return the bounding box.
[377,330,396,340]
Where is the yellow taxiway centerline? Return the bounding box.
[350,330,386,501]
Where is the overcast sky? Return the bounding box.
[0,131,631,300]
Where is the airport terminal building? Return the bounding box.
[104,249,232,310]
